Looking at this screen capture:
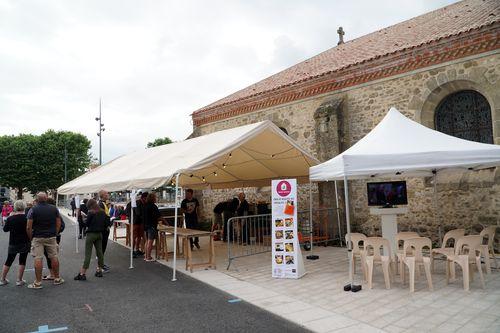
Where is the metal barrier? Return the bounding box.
[297,208,344,249]
[226,208,343,269]
[226,214,273,269]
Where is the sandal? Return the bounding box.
[53,278,65,285]
[27,282,43,289]
[16,279,26,286]
[42,275,54,281]
[0,279,9,286]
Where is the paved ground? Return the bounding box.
[0,215,308,333]
[153,232,500,333]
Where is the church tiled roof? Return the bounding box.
[193,0,500,124]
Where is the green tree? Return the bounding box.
[0,131,92,198]
[0,134,39,199]
[147,137,173,148]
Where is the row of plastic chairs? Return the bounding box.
[346,226,497,292]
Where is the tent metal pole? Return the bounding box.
[343,175,353,287]
[66,193,78,254]
[334,181,343,247]
[433,171,442,247]
[172,173,180,282]
[129,190,134,269]
[309,181,314,255]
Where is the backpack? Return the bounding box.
[59,219,66,234]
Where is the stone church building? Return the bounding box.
[190,0,500,242]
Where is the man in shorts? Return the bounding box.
[26,192,64,289]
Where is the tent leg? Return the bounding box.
[306,181,319,260]
[64,193,78,254]
[334,181,343,247]
[129,190,134,269]
[343,176,354,288]
[433,171,442,247]
[172,173,180,282]
[309,181,313,254]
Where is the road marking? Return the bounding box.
[27,325,68,333]
[85,304,93,312]
[228,299,242,303]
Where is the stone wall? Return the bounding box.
[193,53,500,247]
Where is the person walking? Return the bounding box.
[74,199,107,281]
[77,198,88,239]
[26,192,64,289]
[181,189,200,250]
[98,190,111,273]
[0,201,30,286]
[2,201,13,226]
[70,197,76,217]
[236,192,250,245]
[143,193,162,262]
[24,202,33,216]
[126,192,146,257]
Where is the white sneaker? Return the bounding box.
[0,279,9,286]
[16,279,26,286]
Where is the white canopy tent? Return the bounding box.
[309,107,500,289]
[58,120,319,280]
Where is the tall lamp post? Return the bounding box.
[95,98,105,165]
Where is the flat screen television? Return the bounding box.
[367,181,407,207]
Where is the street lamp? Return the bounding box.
[96,98,105,165]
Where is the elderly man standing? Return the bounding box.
[98,190,111,273]
[26,192,64,289]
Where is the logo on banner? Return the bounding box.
[276,181,292,197]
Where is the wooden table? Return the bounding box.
[112,219,130,246]
[157,225,216,272]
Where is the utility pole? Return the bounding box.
[64,142,68,182]
[95,98,105,165]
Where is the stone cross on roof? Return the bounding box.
[337,26,345,45]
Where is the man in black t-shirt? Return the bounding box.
[181,189,200,250]
[26,192,64,288]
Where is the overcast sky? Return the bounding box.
[0,0,457,163]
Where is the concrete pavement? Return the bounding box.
[0,215,309,333]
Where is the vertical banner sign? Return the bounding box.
[272,179,306,279]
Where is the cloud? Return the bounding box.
[0,0,457,162]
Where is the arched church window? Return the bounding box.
[435,90,493,144]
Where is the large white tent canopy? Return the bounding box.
[58,120,319,195]
[310,107,500,181]
[59,120,319,281]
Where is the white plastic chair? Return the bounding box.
[395,231,419,275]
[362,237,393,289]
[398,237,433,292]
[431,228,465,274]
[445,235,485,291]
[479,226,498,274]
[345,233,367,280]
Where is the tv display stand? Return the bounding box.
[369,207,408,255]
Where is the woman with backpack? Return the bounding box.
[74,198,108,280]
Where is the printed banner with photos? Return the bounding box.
[271,179,305,279]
